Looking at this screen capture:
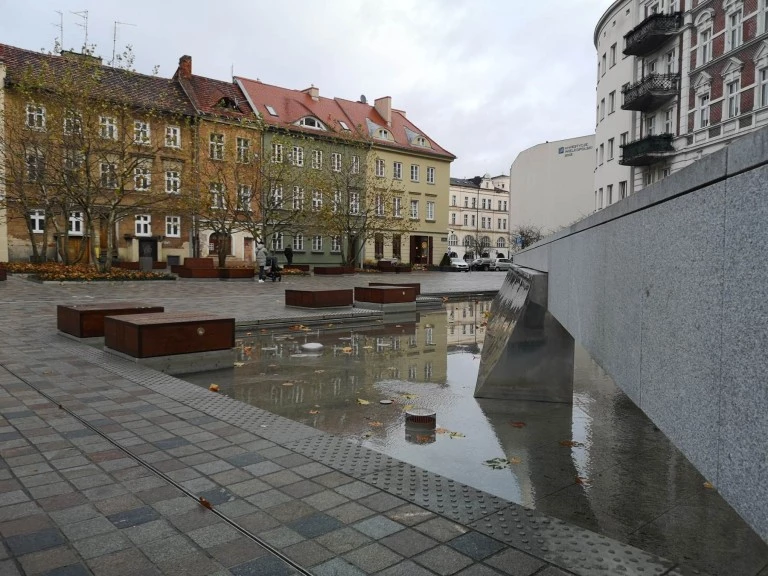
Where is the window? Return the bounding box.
[30,210,45,233]
[648,59,657,74]
[338,120,349,130]
[451,213,456,225]
[272,185,284,208]
[69,211,84,235]
[351,155,360,174]
[332,190,341,213]
[497,237,505,248]
[481,199,486,210]
[727,80,741,118]
[376,128,390,140]
[64,112,82,135]
[464,197,469,208]
[290,146,304,166]
[598,188,604,209]
[166,216,180,237]
[601,53,606,76]
[607,91,615,115]
[621,82,630,105]
[664,108,674,133]
[410,199,419,219]
[271,233,283,251]
[760,68,768,108]
[311,149,323,169]
[350,192,360,214]
[393,162,402,180]
[471,197,476,208]
[312,235,323,252]
[331,152,341,172]
[619,180,628,199]
[293,234,304,251]
[298,117,324,129]
[375,194,385,216]
[699,28,712,66]
[463,214,468,226]
[265,104,278,117]
[237,185,252,211]
[620,131,628,146]
[503,201,507,211]
[134,163,151,191]
[393,196,402,217]
[426,201,435,220]
[165,170,181,194]
[392,234,402,259]
[292,187,304,210]
[607,184,613,205]
[608,138,614,160]
[410,164,420,182]
[100,116,117,139]
[236,138,251,163]
[645,115,656,136]
[599,143,604,164]
[375,158,385,177]
[448,234,458,246]
[210,134,224,160]
[134,121,150,145]
[25,103,46,130]
[272,143,283,163]
[26,151,44,182]
[100,162,117,189]
[311,190,322,210]
[135,215,151,237]
[331,236,341,253]
[426,166,435,184]
[600,98,605,120]
[610,43,617,67]
[451,195,457,206]
[727,9,742,51]
[471,215,476,226]
[165,126,180,148]
[374,233,384,258]
[210,183,226,209]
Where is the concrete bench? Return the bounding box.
[285,289,353,308]
[57,303,164,338]
[369,282,421,296]
[354,286,417,312]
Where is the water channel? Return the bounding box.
[182,298,767,576]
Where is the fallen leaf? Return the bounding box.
[314,369,325,374]
[246,332,252,336]
[327,323,334,327]
[357,398,370,405]
[448,432,465,439]
[268,364,277,368]
[509,456,522,464]
[208,384,219,392]
[369,421,383,427]
[559,440,585,448]
[435,427,450,434]
[233,362,244,367]
[362,432,373,438]
[259,329,268,334]
[483,457,510,469]
[309,410,319,415]
[341,346,353,354]
[402,404,414,411]
[703,481,714,489]
[363,346,373,350]
[281,382,294,387]
[510,421,527,428]
[402,393,418,400]
[575,476,590,485]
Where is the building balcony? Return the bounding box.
[623,12,682,57]
[621,73,680,112]
[619,134,674,166]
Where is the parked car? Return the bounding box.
[449,258,470,272]
[490,258,513,271]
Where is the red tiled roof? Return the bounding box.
[175,73,256,120]
[0,43,195,116]
[235,76,455,160]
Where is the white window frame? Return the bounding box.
[293,234,304,251]
[699,27,712,67]
[619,180,628,199]
[290,146,304,167]
[237,184,252,211]
[100,162,117,189]
[311,149,323,169]
[165,216,181,238]
[312,235,323,252]
[393,162,402,180]
[292,186,304,210]
[64,112,82,135]
[664,108,674,134]
[349,192,360,214]
[69,211,84,235]
[133,120,150,145]
[271,185,284,208]
[210,183,226,209]
[311,190,322,211]
[165,170,181,194]
[351,155,360,174]
[609,91,616,114]
[209,133,224,160]
[236,137,251,163]
[375,194,385,216]
[30,209,45,233]
[25,103,46,130]
[331,152,341,172]
[645,114,656,136]
[331,236,341,253]
[426,166,435,184]
[759,67,768,108]
[410,164,420,182]
[332,190,341,213]
[410,199,419,219]
[272,143,283,163]
[426,201,435,220]
[134,163,151,191]
[375,158,385,177]
[100,116,117,140]
[726,7,743,51]
[135,214,151,237]
[26,150,44,182]
[393,196,402,218]
[165,125,181,148]
[608,138,614,160]
[607,184,613,205]
[272,233,284,251]
[727,79,741,118]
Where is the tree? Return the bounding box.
[511,224,543,250]
[306,144,414,266]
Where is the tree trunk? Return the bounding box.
[88,220,101,271]
[103,215,115,271]
[217,242,227,268]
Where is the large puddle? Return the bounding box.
[182,299,767,576]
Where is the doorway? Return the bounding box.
[410,235,433,265]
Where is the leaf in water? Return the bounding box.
[559,440,585,448]
[327,323,334,327]
[268,364,278,369]
[301,327,312,332]
[435,427,450,435]
[289,324,305,331]
[259,329,268,334]
[309,410,319,415]
[369,421,383,427]
[402,393,418,400]
[362,431,373,439]
[509,456,522,464]
[357,398,370,405]
[448,432,465,439]
[402,404,415,411]
[281,382,294,387]
[233,362,244,368]
[703,481,714,489]
[575,476,590,485]
[341,346,353,354]
[510,421,527,428]
[483,457,510,470]
[246,332,252,336]
[363,346,373,350]
[314,369,325,374]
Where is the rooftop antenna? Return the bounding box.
[71,10,88,52]
[112,20,137,65]
[52,10,64,52]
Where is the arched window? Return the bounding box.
[480,236,491,248]
[497,237,506,248]
[448,234,458,246]
[297,117,326,130]
[463,236,473,247]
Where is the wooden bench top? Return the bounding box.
[107,312,231,326]
[58,302,159,312]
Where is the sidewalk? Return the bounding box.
[0,273,702,575]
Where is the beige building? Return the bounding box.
[448,174,511,260]
[509,135,596,236]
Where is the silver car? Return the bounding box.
[490,258,513,271]
[449,258,470,272]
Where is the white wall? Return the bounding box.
[509,135,596,235]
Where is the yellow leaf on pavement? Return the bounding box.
[357,398,370,405]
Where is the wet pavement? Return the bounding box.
[0,271,764,575]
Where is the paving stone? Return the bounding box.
[260,470,304,488]
[386,504,436,526]
[167,508,220,533]
[483,548,547,576]
[214,499,257,519]
[227,478,270,498]
[326,502,375,524]
[230,555,295,576]
[179,477,217,493]
[289,462,334,479]
[164,468,201,483]
[353,515,405,540]
[187,522,241,548]
[93,494,144,516]
[38,493,88,512]
[315,527,371,555]
[0,491,29,507]
[288,513,344,539]
[136,485,180,505]
[258,525,305,548]
[69,474,113,491]
[237,511,281,534]
[358,491,406,513]
[82,484,128,501]
[377,560,440,576]
[71,531,132,559]
[39,563,92,576]
[108,506,160,528]
[243,461,284,477]
[180,453,218,467]
[122,476,167,493]
[224,452,266,468]
[18,546,80,575]
[448,531,506,561]
[5,527,65,555]
[283,539,335,567]
[455,565,507,576]
[0,514,52,537]
[414,517,471,542]
[245,488,292,510]
[314,471,356,489]
[380,528,439,558]
[302,489,349,512]
[414,545,474,575]
[123,519,178,545]
[87,547,161,576]
[343,542,403,573]
[20,473,64,489]
[334,481,381,501]
[28,482,74,500]
[265,500,316,523]
[207,536,266,567]
[193,460,234,476]
[209,469,252,486]
[60,516,115,541]
[197,487,234,506]
[312,557,366,576]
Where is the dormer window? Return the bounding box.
[297,117,326,130]
[338,120,350,131]
[376,128,390,140]
[216,97,238,110]
[265,105,278,117]
[415,136,428,147]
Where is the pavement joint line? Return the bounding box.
[0,361,316,576]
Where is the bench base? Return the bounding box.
[104,347,235,375]
[354,301,417,313]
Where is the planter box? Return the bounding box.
[377,262,412,273]
[57,303,164,338]
[177,267,219,278]
[355,286,416,304]
[219,268,254,279]
[115,261,166,270]
[284,264,310,271]
[104,312,234,358]
[369,282,421,296]
[182,258,215,269]
[313,266,355,275]
[285,289,353,308]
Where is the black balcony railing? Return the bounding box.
[619,134,674,166]
[624,12,682,56]
[621,73,680,112]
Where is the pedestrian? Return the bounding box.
[284,245,293,265]
[255,243,268,283]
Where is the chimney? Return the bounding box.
[178,55,192,79]
[374,96,392,127]
[302,85,319,101]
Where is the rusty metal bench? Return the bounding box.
[57,303,164,338]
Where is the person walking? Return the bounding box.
[255,243,268,283]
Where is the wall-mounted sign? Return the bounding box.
[558,142,593,157]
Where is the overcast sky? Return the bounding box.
[1,0,611,178]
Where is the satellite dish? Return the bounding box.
[360,95,367,104]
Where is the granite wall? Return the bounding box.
[514,127,768,542]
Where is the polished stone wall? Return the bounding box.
[514,127,768,542]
